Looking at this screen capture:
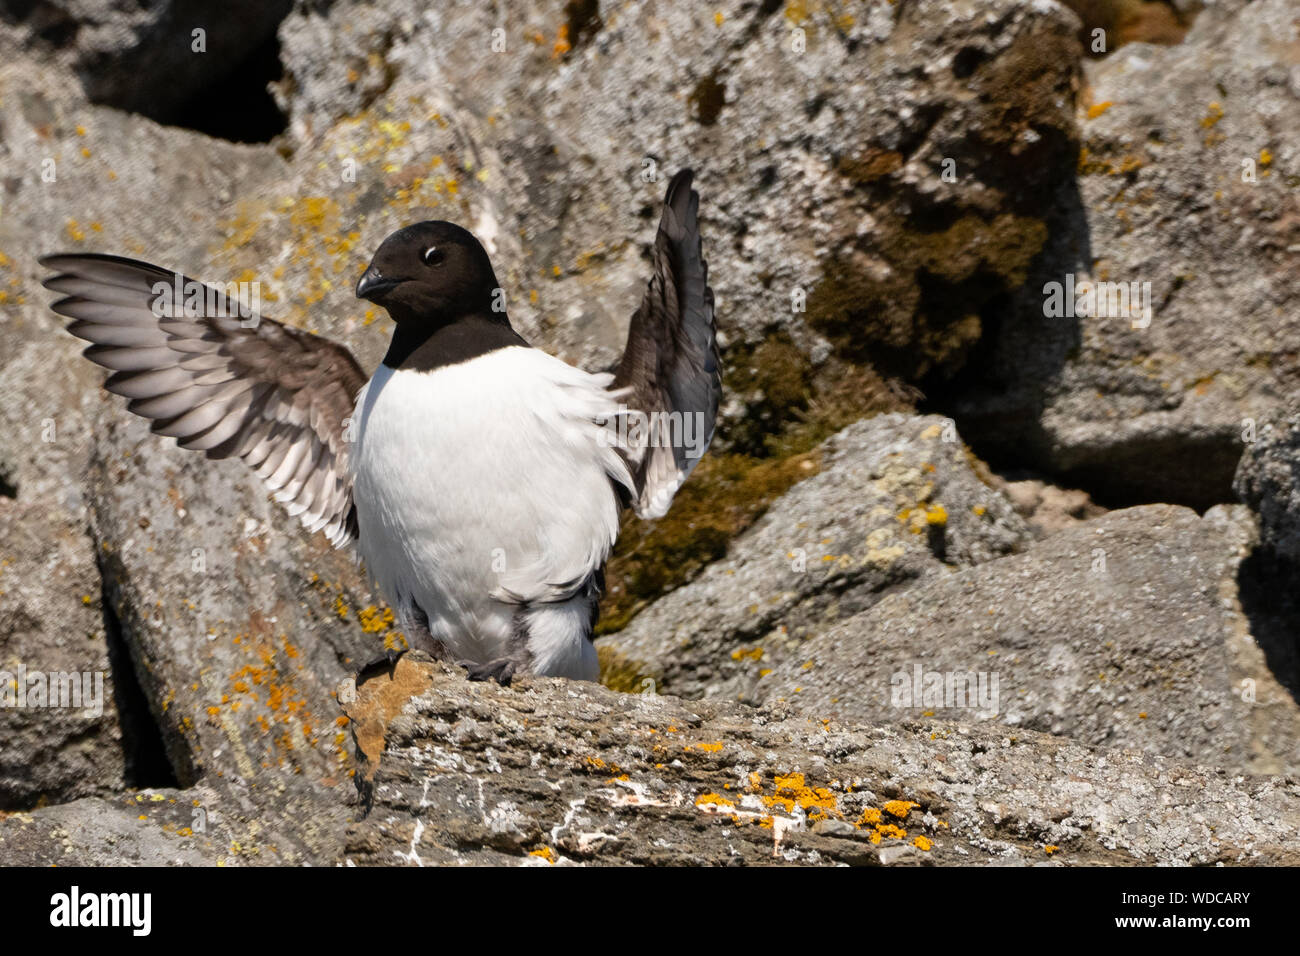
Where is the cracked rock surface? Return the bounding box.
[337,657,1300,867]
[2,0,1299,866]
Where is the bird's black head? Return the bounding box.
[355,221,502,325]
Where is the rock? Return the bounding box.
[0,501,128,808]
[88,407,382,791]
[1235,397,1300,563]
[0,59,392,825]
[0,60,290,507]
[950,0,1300,509]
[596,414,1030,700]
[0,776,352,865]
[0,0,293,130]
[996,475,1108,536]
[8,652,1296,867]
[1234,399,1300,712]
[3,0,1298,868]
[338,656,1300,866]
[755,504,1300,774]
[272,0,1084,436]
[0,792,214,866]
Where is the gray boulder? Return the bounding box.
[0,500,128,808]
[0,60,289,506]
[339,656,1300,866]
[596,414,1031,699]
[951,0,1300,509]
[0,59,391,833]
[272,0,1084,436]
[755,504,1300,775]
[8,654,1299,866]
[1236,397,1300,563]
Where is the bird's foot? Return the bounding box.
[460,657,518,686]
[356,647,405,684]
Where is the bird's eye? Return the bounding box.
[422,246,445,266]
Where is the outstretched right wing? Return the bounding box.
[40,253,368,548]
[612,169,721,519]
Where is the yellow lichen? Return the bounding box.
[857,807,883,827]
[695,792,736,809]
[884,800,919,819]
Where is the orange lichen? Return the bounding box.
[763,772,839,816]
[552,24,571,58]
[358,605,394,634]
[883,799,919,819]
[695,792,736,809]
[857,807,883,827]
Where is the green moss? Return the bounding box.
[597,645,660,694]
[1058,0,1192,55]
[596,333,916,635]
[752,337,811,412]
[806,213,1047,381]
[598,448,820,634]
[835,149,904,184]
[722,332,812,454]
[806,256,918,365]
[690,68,728,126]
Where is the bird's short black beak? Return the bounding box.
[356,266,402,301]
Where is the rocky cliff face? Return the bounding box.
[1,0,1297,866]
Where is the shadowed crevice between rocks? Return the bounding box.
[944,415,1241,513]
[96,554,184,791]
[922,165,1237,514]
[165,28,288,144]
[1236,548,1300,708]
[4,0,293,144]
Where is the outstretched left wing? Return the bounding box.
[41,253,367,547]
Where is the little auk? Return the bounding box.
[40,169,719,683]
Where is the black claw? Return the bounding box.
[460,658,517,686]
[357,647,405,684]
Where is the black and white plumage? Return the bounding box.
[39,254,366,547]
[40,169,719,683]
